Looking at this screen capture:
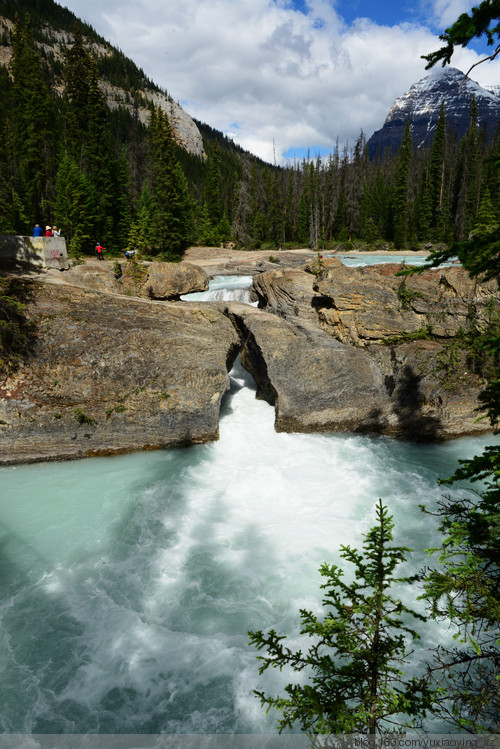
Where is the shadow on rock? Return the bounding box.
[354,406,387,435]
[0,277,38,377]
[392,364,443,441]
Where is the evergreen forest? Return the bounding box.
[2,4,500,260]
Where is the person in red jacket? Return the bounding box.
[45,225,53,237]
[95,242,105,261]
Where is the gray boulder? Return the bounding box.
[143,261,209,299]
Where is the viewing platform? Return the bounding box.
[0,234,70,271]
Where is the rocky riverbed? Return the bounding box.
[0,248,497,464]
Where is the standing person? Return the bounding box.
[44,225,53,237]
[33,224,43,237]
[95,242,105,261]
[52,226,61,237]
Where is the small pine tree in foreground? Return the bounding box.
[249,500,436,734]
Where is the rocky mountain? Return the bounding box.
[0,7,205,157]
[367,66,500,157]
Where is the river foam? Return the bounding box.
[0,355,496,734]
[0,262,493,734]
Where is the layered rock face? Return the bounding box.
[0,283,239,465]
[240,260,498,441]
[313,261,498,344]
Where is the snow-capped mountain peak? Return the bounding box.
[367,67,500,157]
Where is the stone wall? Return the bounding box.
[0,235,70,271]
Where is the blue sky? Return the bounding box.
[326,0,424,27]
[333,0,492,52]
[60,0,500,163]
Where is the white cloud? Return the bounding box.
[428,0,472,28]
[59,0,500,163]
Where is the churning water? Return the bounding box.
[0,271,493,735]
[1,360,496,734]
[181,276,255,304]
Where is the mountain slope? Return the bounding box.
[0,0,205,157]
[367,67,500,157]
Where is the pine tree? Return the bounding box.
[392,120,412,249]
[422,467,500,732]
[148,107,191,258]
[465,96,481,236]
[53,153,94,255]
[233,164,253,248]
[110,151,133,252]
[127,185,158,254]
[417,161,433,240]
[0,67,21,233]
[453,97,481,240]
[249,500,436,734]
[473,185,497,235]
[429,102,447,236]
[62,24,94,164]
[333,188,348,240]
[9,13,57,229]
[345,131,367,241]
[247,161,266,248]
[205,141,222,226]
[324,150,340,242]
[297,192,309,245]
[83,58,115,246]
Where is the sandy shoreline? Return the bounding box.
[183,245,429,269]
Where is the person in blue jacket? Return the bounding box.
[33,224,43,237]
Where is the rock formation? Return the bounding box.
[314,260,497,345]
[224,302,393,435]
[0,282,239,465]
[67,260,209,299]
[239,260,499,441]
[0,255,497,464]
[142,261,209,300]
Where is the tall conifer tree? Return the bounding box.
[9,13,57,228]
[392,120,413,248]
[0,66,20,232]
[465,96,480,235]
[250,501,436,734]
[54,153,94,255]
[148,107,191,258]
[205,142,222,226]
[83,58,115,245]
[454,96,480,240]
[111,151,133,252]
[428,101,447,237]
[63,24,93,164]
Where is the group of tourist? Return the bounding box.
[32,224,108,262]
[33,224,61,237]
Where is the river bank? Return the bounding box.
[0,249,494,465]
[183,245,430,275]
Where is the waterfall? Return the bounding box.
[181,275,256,305]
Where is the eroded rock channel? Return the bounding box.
[0,255,497,464]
